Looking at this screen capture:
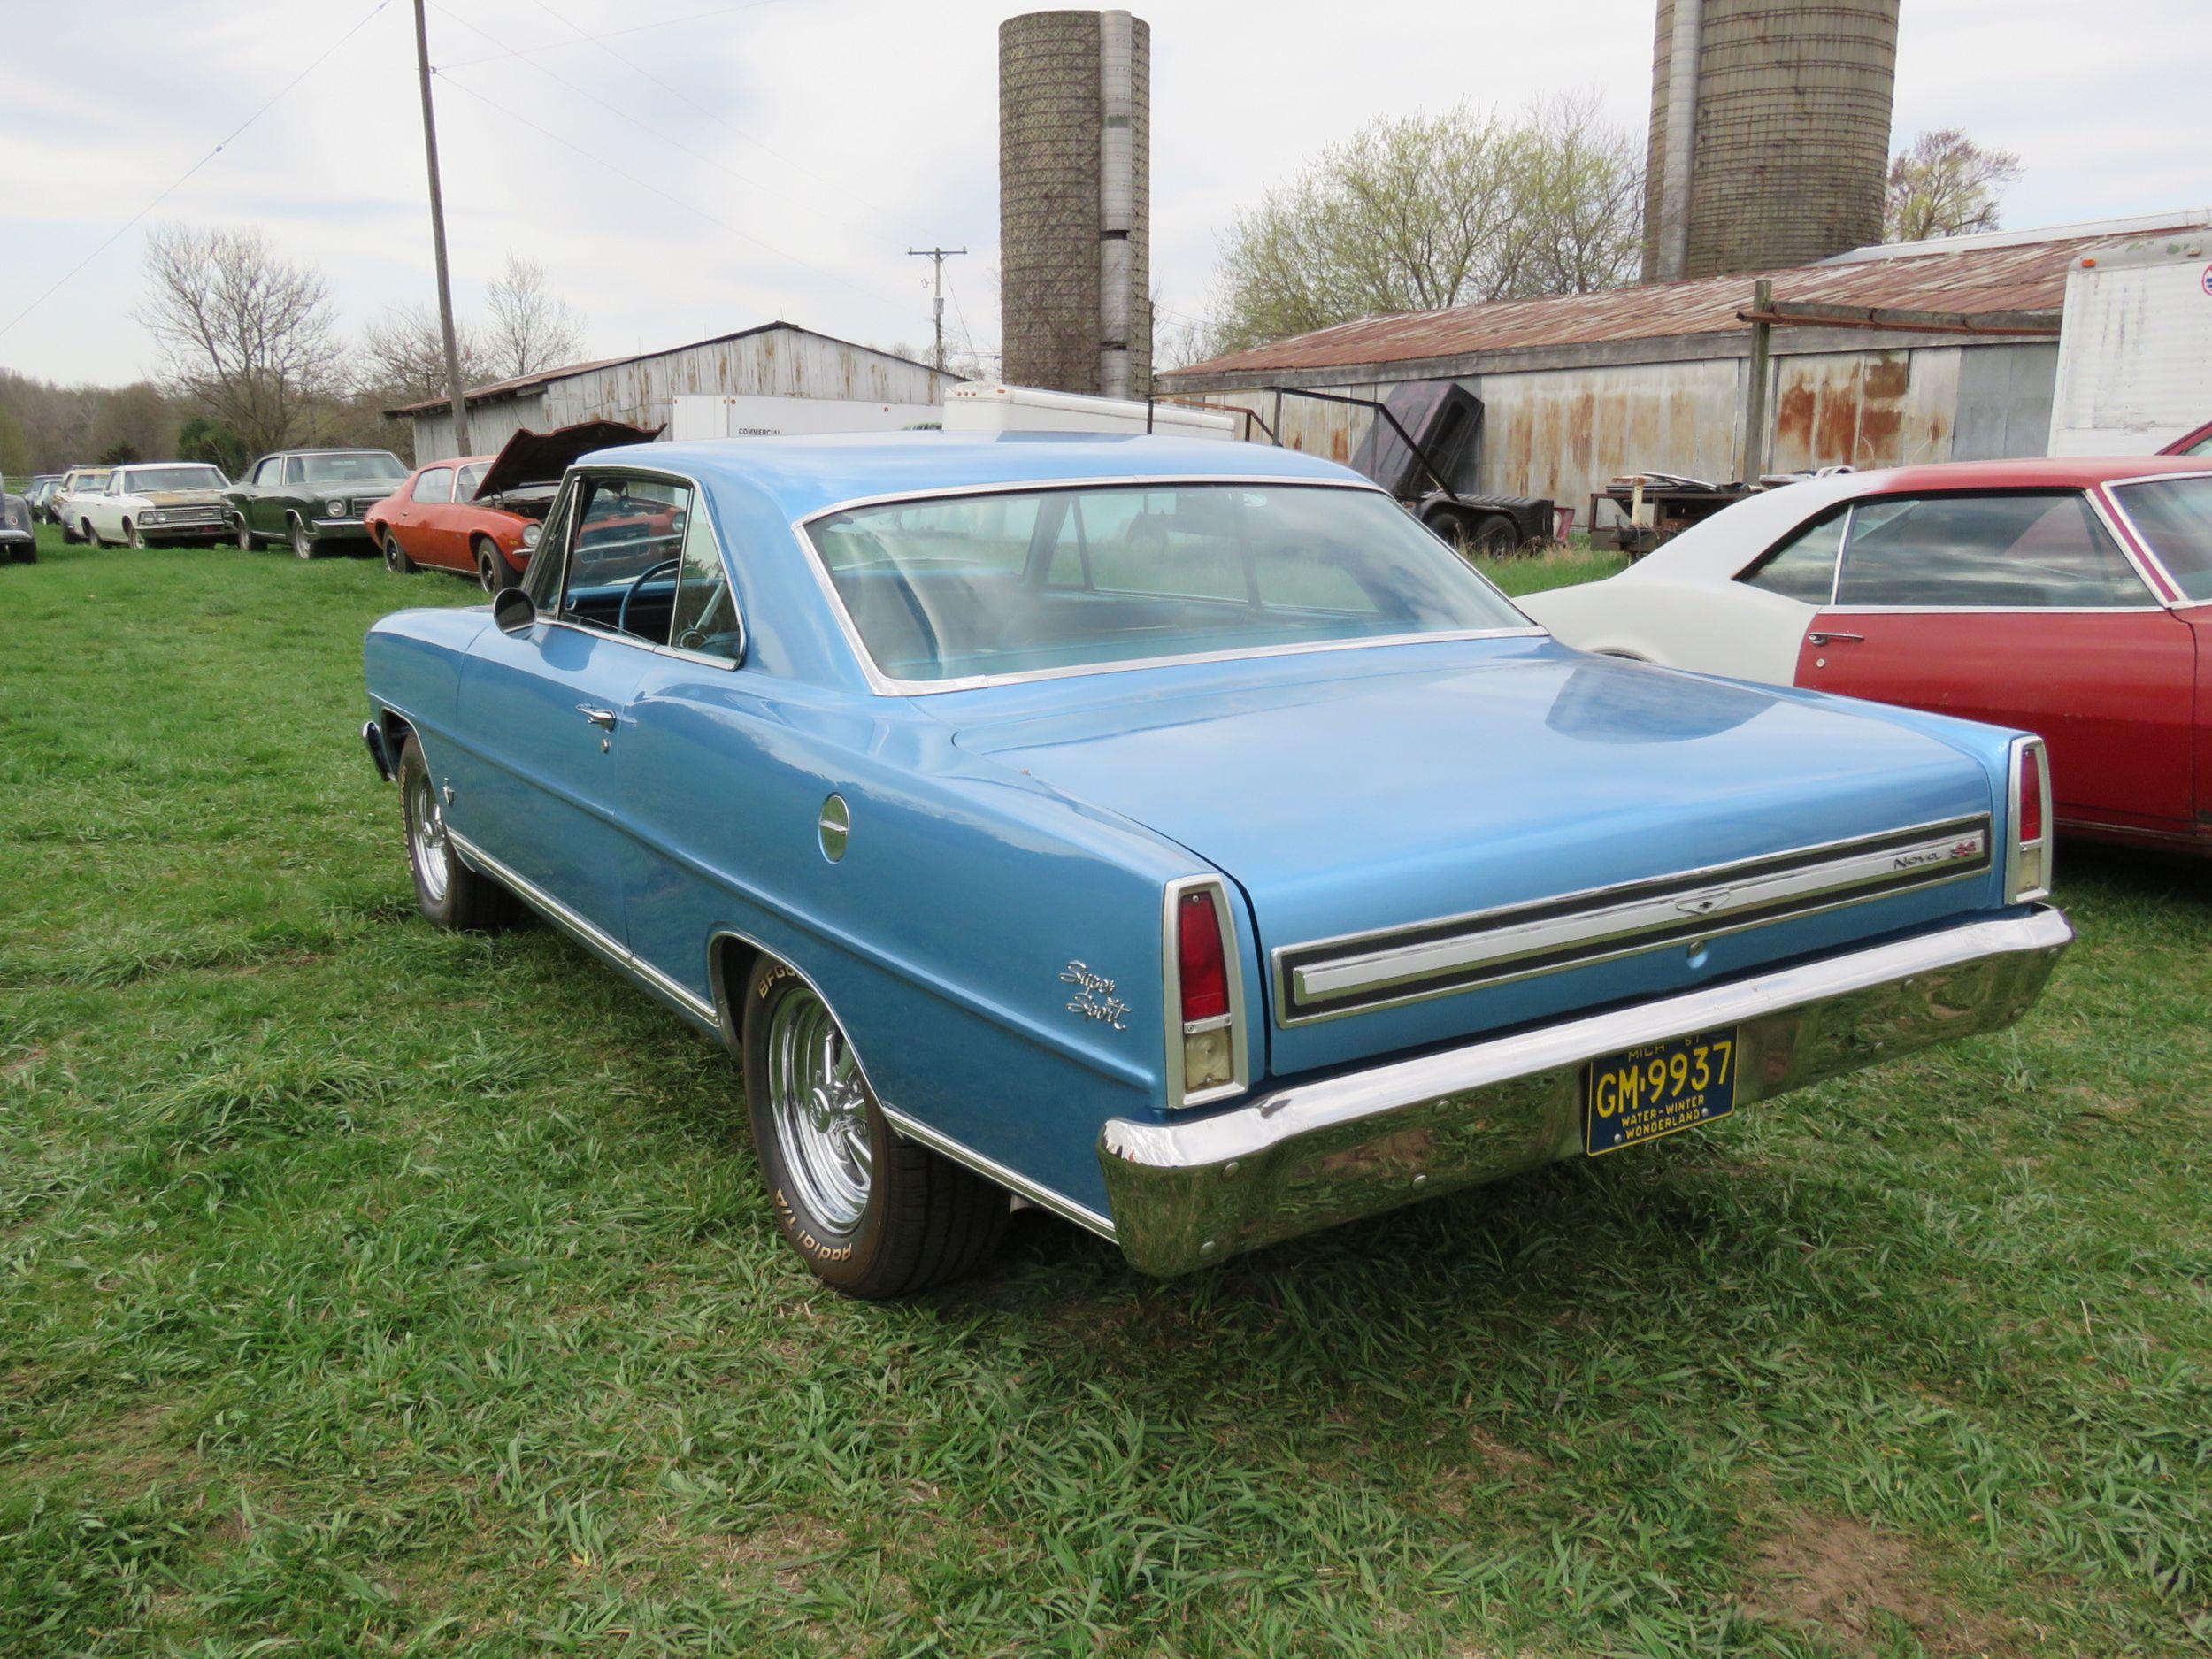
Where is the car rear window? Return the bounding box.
[2112,476,2212,603]
[804,482,1532,686]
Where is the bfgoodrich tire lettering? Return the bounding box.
[741,956,1005,1298]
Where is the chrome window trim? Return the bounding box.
[536,461,749,670]
[2100,472,2212,607]
[1271,813,1993,1027]
[1161,873,1251,1112]
[1810,486,2174,613]
[787,475,1543,698]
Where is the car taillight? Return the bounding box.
[2008,736,2052,902]
[1178,890,1229,1022]
[1166,879,1244,1107]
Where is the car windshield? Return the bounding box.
[804,482,1532,685]
[125,465,227,492]
[300,451,405,483]
[2114,475,2212,603]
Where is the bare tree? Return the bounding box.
[361,303,488,406]
[138,225,344,457]
[1885,130,2022,242]
[1207,96,1642,357]
[483,256,586,381]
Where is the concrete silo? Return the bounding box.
[1642,0,1899,282]
[998,10,1151,396]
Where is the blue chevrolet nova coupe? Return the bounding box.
[361,434,2073,1296]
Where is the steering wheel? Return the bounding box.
[618,557,682,637]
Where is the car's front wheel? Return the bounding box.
[380,528,417,573]
[289,516,316,560]
[396,735,510,931]
[742,957,1006,1298]
[234,515,257,550]
[474,536,514,594]
[128,521,154,549]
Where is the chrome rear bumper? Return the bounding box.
[1098,905,2072,1276]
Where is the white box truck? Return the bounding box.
[669,394,941,442]
[2048,230,2212,455]
[941,382,1241,441]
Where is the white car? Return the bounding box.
[78,462,235,548]
[51,466,112,545]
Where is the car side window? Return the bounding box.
[414,468,454,505]
[283,457,305,487]
[1739,512,1847,603]
[1834,492,2151,609]
[250,459,276,487]
[666,505,741,660]
[2186,434,2212,458]
[522,480,576,609]
[557,475,693,642]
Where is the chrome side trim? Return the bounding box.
[1102,904,2074,1275]
[700,925,1117,1240]
[1272,814,1993,1026]
[787,476,1543,696]
[878,1106,1118,1241]
[446,828,721,1034]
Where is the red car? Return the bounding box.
[1524,457,2212,856]
[2162,419,2212,459]
[368,421,657,591]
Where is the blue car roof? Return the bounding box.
[581,431,1371,522]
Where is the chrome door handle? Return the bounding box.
[576,705,620,730]
[1806,631,1864,647]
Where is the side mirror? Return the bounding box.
[492,586,536,635]
[521,522,541,549]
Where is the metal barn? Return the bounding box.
[396,323,962,462]
[1157,214,2212,534]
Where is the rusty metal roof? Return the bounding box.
[1164,217,2212,380]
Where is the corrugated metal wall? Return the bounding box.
[1186,340,2060,523]
[411,330,958,461]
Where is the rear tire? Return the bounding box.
[742,956,1007,1298]
[396,735,511,932]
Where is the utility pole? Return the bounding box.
[412,0,470,455]
[907,247,967,375]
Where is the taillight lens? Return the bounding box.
[2017,744,2044,844]
[2008,737,2051,902]
[1178,890,1230,1022]
[1170,883,1240,1103]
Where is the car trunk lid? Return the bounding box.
[942,639,2001,1079]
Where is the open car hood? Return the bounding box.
[472,420,662,500]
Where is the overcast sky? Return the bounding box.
[4,0,2208,388]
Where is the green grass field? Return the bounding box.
[2,526,2207,1657]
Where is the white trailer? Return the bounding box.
[668,394,941,442]
[2048,231,2212,454]
[942,382,1240,441]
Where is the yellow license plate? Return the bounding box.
[1585,1026,1738,1156]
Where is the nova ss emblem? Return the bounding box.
[1675,891,1730,916]
[1059,961,1131,1031]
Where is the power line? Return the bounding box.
[0,0,395,343]
[429,67,906,318]
[435,0,795,70]
[430,2,916,316]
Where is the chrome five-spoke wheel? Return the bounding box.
[766,985,872,1233]
[406,768,450,904]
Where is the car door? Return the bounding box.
[448,469,690,944]
[1797,489,2195,830]
[609,496,751,1003]
[407,466,457,568]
